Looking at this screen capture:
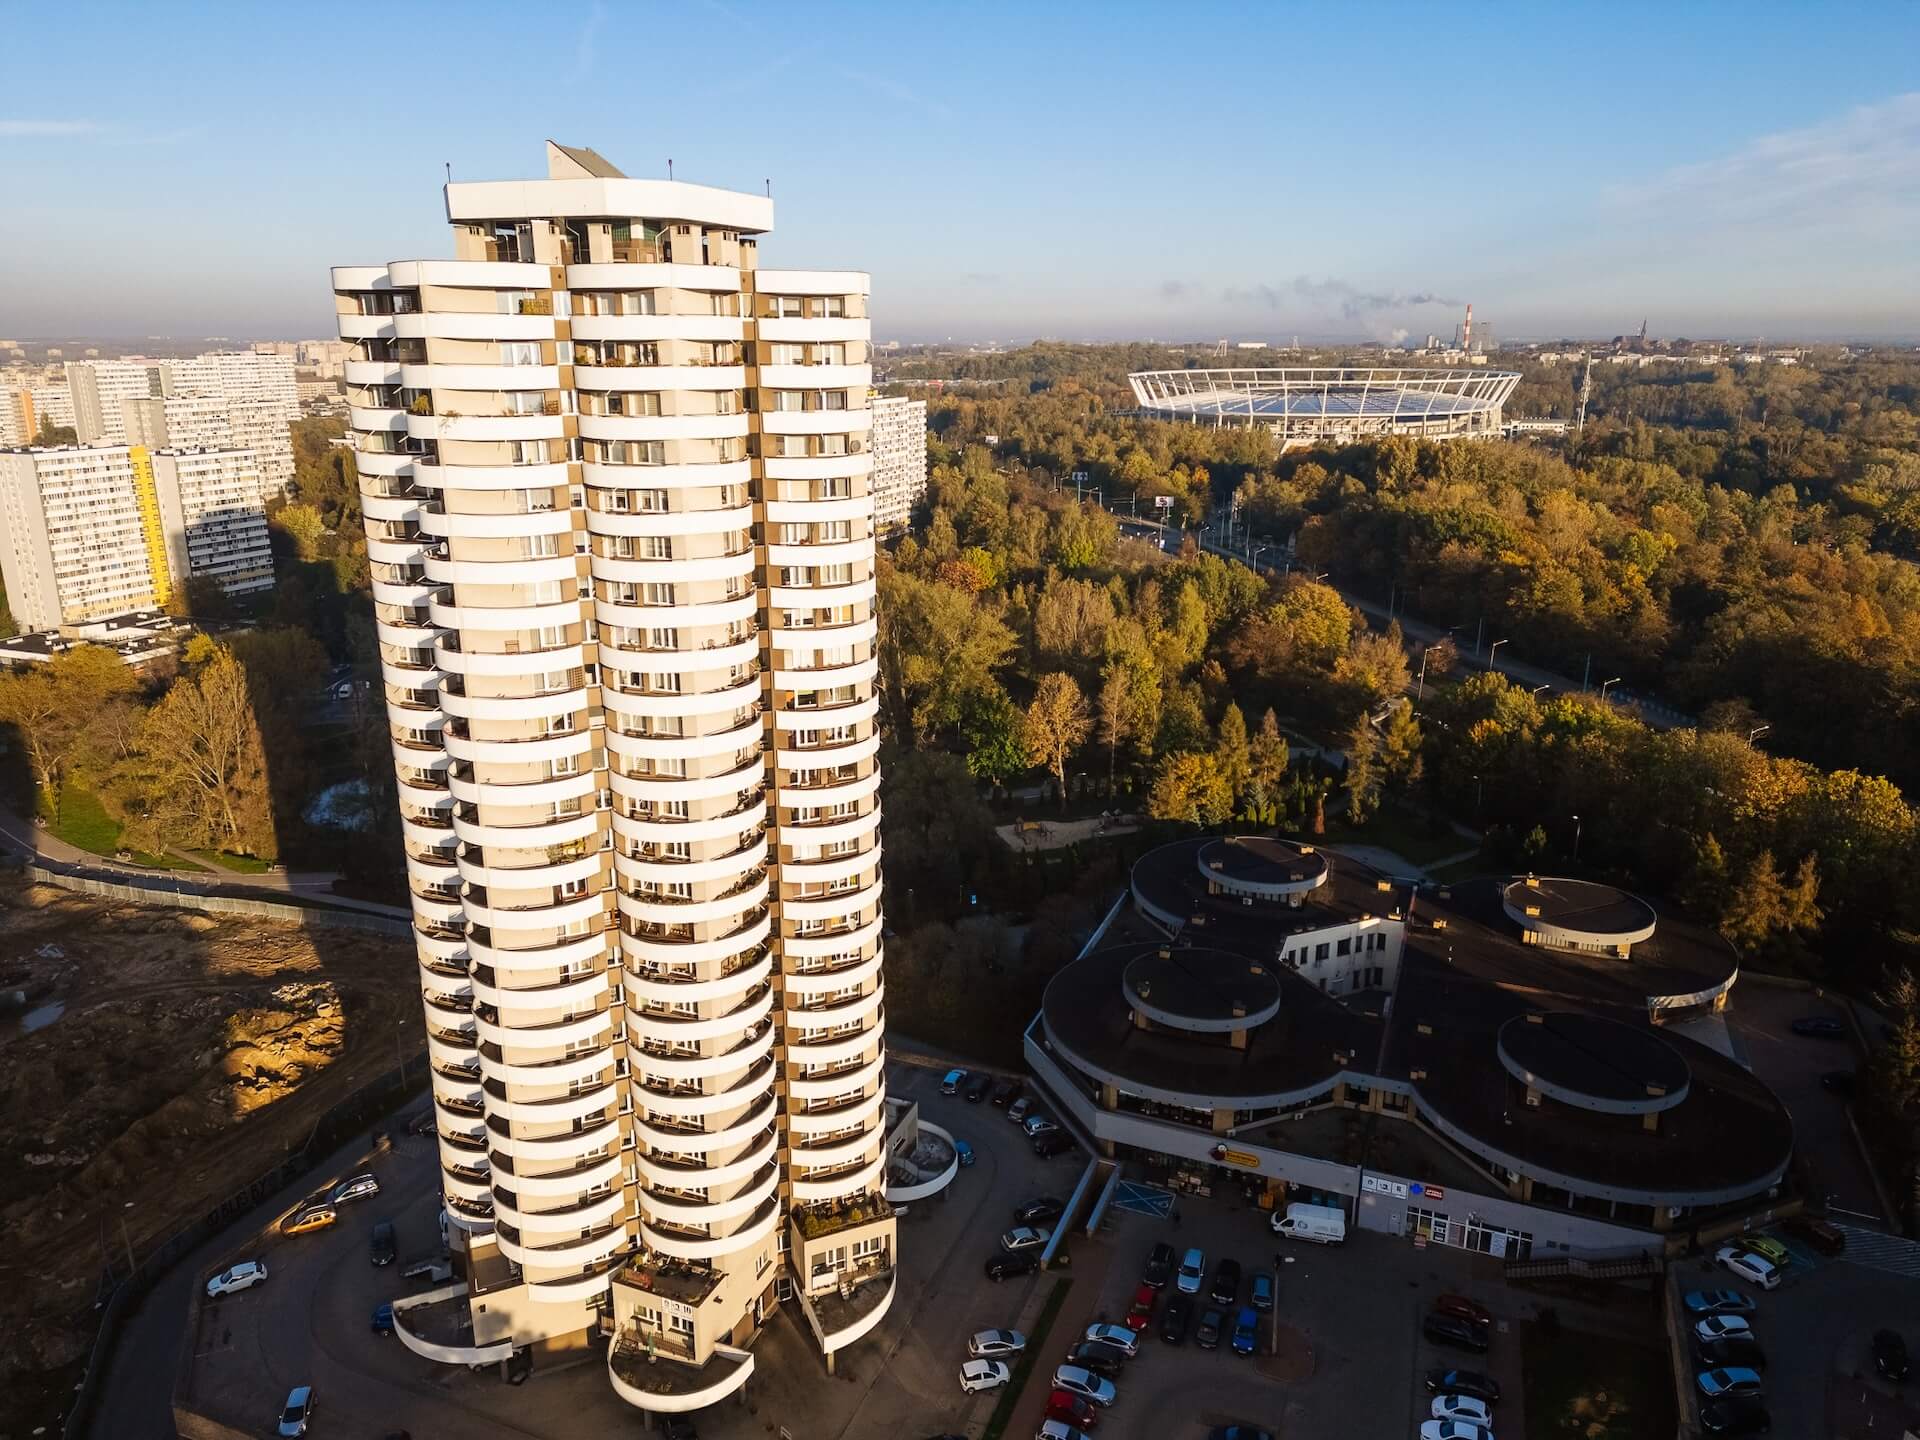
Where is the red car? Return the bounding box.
[1434,1294,1492,1328]
[1046,1389,1099,1429]
[1123,1282,1155,1332]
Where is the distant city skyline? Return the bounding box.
[3,2,1919,342]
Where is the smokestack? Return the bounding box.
[1463,304,1473,354]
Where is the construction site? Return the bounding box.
[0,873,421,1437]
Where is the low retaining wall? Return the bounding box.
[26,863,410,937]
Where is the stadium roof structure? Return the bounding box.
[1128,367,1521,446]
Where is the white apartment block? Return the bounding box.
[335,141,892,1413]
[0,446,156,628]
[65,359,166,443]
[869,395,927,535]
[167,349,299,418]
[124,386,295,502]
[149,449,275,600]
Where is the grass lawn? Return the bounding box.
[1320,799,1474,867]
[1521,1320,1675,1440]
[187,848,275,874]
[40,781,200,870]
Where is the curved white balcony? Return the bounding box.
[775,617,879,655]
[350,404,406,432]
[577,413,749,445]
[756,268,871,296]
[633,1126,777,1191]
[591,552,753,587]
[426,1032,479,1074]
[439,687,589,724]
[567,262,742,292]
[774,808,880,851]
[615,879,768,933]
[413,460,571,493]
[393,312,553,342]
[492,1187,625,1235]
[763,494,873,525]
[760,453,875,483]
[373,579,443,611]
[435,640,583,677]
[419,507,574,541]
[415,929,468,970]
[614,844,765,891]
[475,1002,613,1051]
[631,1056,774,1119]
[789,1150,888,1206]
[385,258,548,289]
[464,893,604,941]
[776,768,880,808]
[468,926,607,969]
[412,412,565,446]
[786,1019,881,1072]
[758,363,871,391]
[640,1191,780,1262]
[755,317,870,343]
[627,989,773,1047]
[483,1082,619,1126]
[449,771,596,815]
[335,313,397,341]
[775,732,880,771]
[788,1127,881,1171]
[606,727,761,769]
[471,968,609,1015]
[584,502,754,537]
[424,552,576,588]
[786,1051,885,1102]
[632,1091,777,1155]
[787,1090,886,1137]
[451,810,598,856]
[775,848,878,891]
[399,362,559,392]
[429,597,586,634]
[618,911,771,968]
[783,952,884,997]
[573,365,744,393]
[766,538,870,569]
[608,1340,754,1416]
[780,894,880,935]
[571,315,743,343]
[441,1170,493,1210]
[496,1220,629,1271]
[523,1257,629,1301]
[488,1111,621,1161]
[498,1148,623,1198]
[601,679,760,725]
[606,761,762,808]
[629,1025,773,1083]
[362,491,423,523]
[771,696,879,733]
[354,448,415,478]
[760,408,873,436]
[789,984,884,1034]
[478,1050,616,1095]
[639,1164,779,1235]
[442,727,594,768]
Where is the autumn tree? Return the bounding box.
[1246,709,1291,817]
[1342,716,1384,824]
[0,645,137,818]
[1148,751,1233,826]
[1095,665,1134,792]
[960,688,1027,790]
[1023,672,1092,810]
[1214,702,1250,804]
[128,644,277,859]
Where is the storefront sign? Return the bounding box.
[1209,1143,1261,1168]
[1410,1182,1445,1201]
[1361,1175,1410,1199]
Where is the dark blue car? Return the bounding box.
[1231,1306,1258,1355]
[371,1302,394,1334]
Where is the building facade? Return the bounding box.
[65,359,166,444]
[868,394,927,536]
[148,449,275,601]
[336,141,893,1413]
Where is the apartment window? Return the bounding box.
[517,488,556,513]
[1315,943,1330,962]
[525,533,559,559]
[641,582,675,606]
[821,391,848,410]
[512,440,549,465]
[1336,937,1351,957]
[768,390,804,412]
[634,488,668,513]
[538,669,572,693]
[558,877,589,899]
[638,535,671,560]
[818,476,851,500]
[551,754,581,778]
[501,341,541,366]
[819,433,848,457]
[543,713,575,736]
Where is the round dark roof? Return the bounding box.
[1497,1012,1691,1115]
[1501,877,1657,939]
[1122,946,1283,1034]
[1197,836,1330,895]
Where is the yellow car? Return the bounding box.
[281,1204,337,1236]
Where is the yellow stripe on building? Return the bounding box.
[128,445,174,608]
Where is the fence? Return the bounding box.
[25,862,411,938]
[66,1055,429,1439]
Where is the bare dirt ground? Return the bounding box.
[0,875,419,1436]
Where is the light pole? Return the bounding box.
[1747,724,1770,747]
[1488,639,1508,672]
[1571,813,1582,862]
[1472,773,1483,814]
[1600,676,1622,703]
[1416,646,1431,702]
[1531,684,1549,696]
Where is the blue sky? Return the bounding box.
[3,0,1918,342]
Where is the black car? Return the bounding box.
[1700,1395,1771,1435]
[1016,1195,1065,1226]
[369,1220,397,1266]
[1142,1241,1176,1289]
[1209,1257,1242,1306]
[984,1253,1039,1282]
[1196,1306,1226,1349]
[1873,1329,1910,1381]
[989,1077,1020,1107]
[1423,1368,1501,1403]
[1784,1214,1846,1256]
[1791,1016,1846,1039]
[964,1072,992,1103]
[1063,1341,1128,1378]
[1033,1130,1074,1158]
[1695,1336,1768,1371]
[1423,1313,1489,1353]
[1819,1069,1857,1097]
[1160,1293,1193,1345]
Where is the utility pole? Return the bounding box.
[1575,352,1592,432]
[1474,617,1485,658]
[1581,654,1591,692]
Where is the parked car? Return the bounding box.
[1872,1329,1910,1381]
[1695,1315,1754,1344]
[1045,1390,1099,1430]
[1790,1016,1846,1039]
[281,1205,336,1236]
[959,1359,1011,1394]
[1019,1196,1066,1226]
[984,1254,1039,1282]
[964,1072,992,1103]
[1685,1288,1756,1315]
[1230,1306,1259,1356]
[1160,1292,1193,1344]
[1784,1215,1845,1256]
[332,1172,380,1204]
[1209,1257,1242,1305]
[1699,1395,1772,1435]
[1033,1131,1074,1158]
[1423,1314,1490,1353]
[371,1302,394,1335]
[1063,1341,1129,1378]
[1176,1247,1206,1295]
[1123,1283,1155,1332]
[1141,1241,1175,1288]
[1424,1368,1501,1402]
[1250,1270,1274,1312]
[1716,1247,1781,1290]
[1698,1367,1764,1400]
[277,1386,316,1437]
[1023,1113,1059,1138]
[1008,1097,1034,1124]
[1038,1424,1095,1440]
[1084,1323,1139,1357]
[1819,1069,1858,1096]
[955,1138,975,1168]
[1431,1394,1495,1426]
[205,1260,268,1298]
[370,1220,398,1266]
[940,1068,966,1095]
[1050,1365,1116,1407]
[1418,1424,1493,1440]
[989,1077,1020,1107]
[1269,1201,1346,1244]
[1735,1234,1790,1267]
[1002,1225,1051,1253]
[969,1328,1027,1358]
[1695,1336,1768,1372]
[1434,1294,1492,1328]
[1195,1307,1226,1349]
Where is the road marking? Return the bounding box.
[1832,1224,1920,1279]
[1111,1180,1175,1218]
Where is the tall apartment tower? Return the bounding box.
[334,142,894,1414]
[869,395,928,536]
[65,359,166,443]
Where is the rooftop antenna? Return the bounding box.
[1576,351,1593,432]
[444,161,451,183]
[667,158,673,181]
[765,178,771,196]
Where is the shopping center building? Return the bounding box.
[1027,836,1792,1260]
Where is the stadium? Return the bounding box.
[1128,367,1522,446]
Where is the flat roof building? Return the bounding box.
[870,394,927,536]
[65,359,166,444]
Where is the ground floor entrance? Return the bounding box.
[1406,1204,1534,1261]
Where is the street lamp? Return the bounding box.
[1488,639,1508,671]
[1747,724,1771,747]
[1530,684,1549,695]
[1571,813,1583,861]
[1599,676,1622,703]
[1416,646,1431,702]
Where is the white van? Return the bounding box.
[1271,1202,1346,1244]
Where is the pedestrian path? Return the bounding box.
[1834,1224,1920,1279]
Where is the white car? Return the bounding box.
[1083,1322,1139,1357]
[1176,1246,1206,1294]
[1420,1423,1492,1440]
[1715,1245,1782,1291]
[1002,1225,1052,1253]
[1051,1364,1117,1407]
[969,1327,1027,1358]
[1694,1314,1753,1344]
[1023,1113,1059,1138]
[205,1260,268,1298]
[1432,1394,1495,1427]
[959,1359,1011,1394]
[331,1172,380,1204]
